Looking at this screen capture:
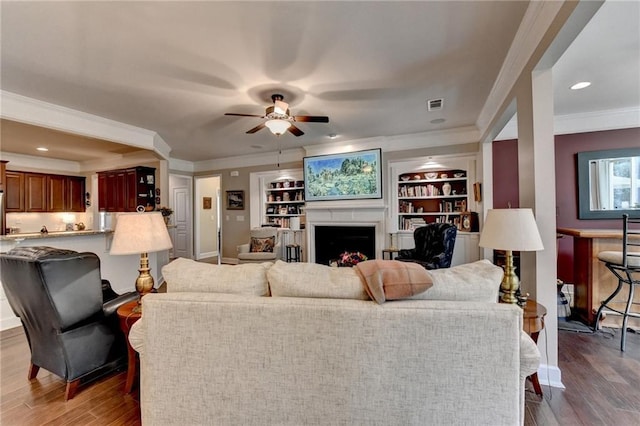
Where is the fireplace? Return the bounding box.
[314,225,376,265]
[304,203,387,264]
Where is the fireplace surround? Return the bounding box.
[305,203,387,264]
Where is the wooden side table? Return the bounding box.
[522,299,547,396]
[382,249,399,260]
[117,300,142,394]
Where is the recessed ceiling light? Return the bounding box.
[328,134,338,139]
[430,118,446,124]
[570,81,591,90]
[250,144,263,149]
[36,147,49,151]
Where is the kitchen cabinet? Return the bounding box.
[98,166,155,212]
[4,171,85,213]
[47,175,86,212]
[0,161,7,192]
[25,173,47,212]
[5,171,24,212]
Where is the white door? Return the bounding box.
[169,174,193,259]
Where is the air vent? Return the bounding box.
[427,98,443,111]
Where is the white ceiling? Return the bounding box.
[0,1,638,164]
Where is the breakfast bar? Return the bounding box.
[557,227,640,329]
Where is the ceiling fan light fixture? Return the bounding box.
[265,119,291,136]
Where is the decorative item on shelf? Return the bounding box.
[459,211,478,232]
[401,176,410,181]
[440,173,448,178]
[442,182,452,196]
[158,206,174,224]
[454,172,465,178]
[413,175,421,180]
[110,212,173,310]
[479,209,543,304]
[425,172,438,180]
[75,222,85,231]
[335,251,368,267]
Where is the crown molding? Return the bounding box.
[193,147,306,172]
[494,107,640,141]
[0,152,81,174]
[1,91,163,153]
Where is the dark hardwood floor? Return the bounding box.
[2,325,639,425]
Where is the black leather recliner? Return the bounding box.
[0,246,138,400]
[396,223,458,269]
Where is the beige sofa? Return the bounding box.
[130,259,540,426]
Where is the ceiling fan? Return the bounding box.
[224,94,329,136]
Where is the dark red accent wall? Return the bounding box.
[492,139,520,208]
[492,127,640,283]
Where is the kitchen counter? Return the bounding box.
[1,229,111,241]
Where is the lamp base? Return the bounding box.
[500,250,520,304]
[135,252,155,309]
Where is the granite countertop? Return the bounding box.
[0,230,112,241]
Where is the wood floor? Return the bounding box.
[2,326,639,425]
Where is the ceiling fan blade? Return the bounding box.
[224,113,264,118]
[288,124,304,137]
[246,123,266,134]
[293,115,329,123]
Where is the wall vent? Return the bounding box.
[427,98,443,111]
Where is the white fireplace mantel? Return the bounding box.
[305,202,388,263]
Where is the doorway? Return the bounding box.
[168,174,193,259]
[194,175,221,262]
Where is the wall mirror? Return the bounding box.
[577,148,640,219]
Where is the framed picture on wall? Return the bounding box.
[203,197,212,210]
[226,190,244,210]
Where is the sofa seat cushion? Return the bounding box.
[412,259,503,302]
[268,260,369,300]
[162,257,271,296]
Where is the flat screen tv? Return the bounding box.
[303,148,382,201]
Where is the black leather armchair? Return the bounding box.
[0,246,138,400]
[396,223,458,269]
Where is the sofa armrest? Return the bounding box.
[129,319,144,356]
[520,330,540,378]
[238,243,250,254]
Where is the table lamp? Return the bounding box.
[110,212,173,303]
[479,208,544,303]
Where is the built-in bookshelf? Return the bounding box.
[263,179,305,228]
[397,169,469,230]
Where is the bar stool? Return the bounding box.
[595,214,640,351]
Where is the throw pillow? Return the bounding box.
[355,259,433,304]
[162,257,271,296]
[267,260,369,300]
[250,236,275,253]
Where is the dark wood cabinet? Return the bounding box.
[5,171,25,212]
[47,175,67,212]
[98,166,155,212]
[25,173,47,212]
[67,177,86,212]
[0,161,7,193]
[5,171,85,213]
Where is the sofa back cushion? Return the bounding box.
[412,259,502,302]
[162,257,270,296]
[267,260,369,300]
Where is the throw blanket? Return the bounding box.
[355,260,433,304]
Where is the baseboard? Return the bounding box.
[537,364,565,389]
[222,257,239,265]
[1,317,21,332]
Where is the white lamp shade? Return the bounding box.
[265,119,291,135]
[479,208,544,251]
[110,212,173,255]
